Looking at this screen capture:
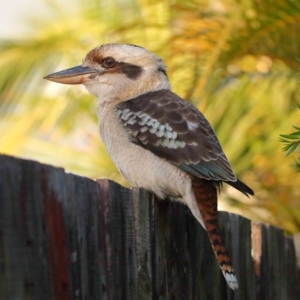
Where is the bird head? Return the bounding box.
[44,43,170,102]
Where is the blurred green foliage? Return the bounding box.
[1,0,300,232]
[280,103,300,169]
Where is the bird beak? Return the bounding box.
[43,65,99,85]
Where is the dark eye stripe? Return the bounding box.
[119,63,143,79]
[158,67,168,78]
[92,55,143,80]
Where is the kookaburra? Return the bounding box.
[44,43,254,290]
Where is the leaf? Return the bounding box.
[279,134,300,141]
[285,142,300,156]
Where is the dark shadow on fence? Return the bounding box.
[0,154,299,299]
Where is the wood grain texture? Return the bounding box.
[0,154,299,299]
[252,223,300,300]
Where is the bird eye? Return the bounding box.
[102,57,116,68]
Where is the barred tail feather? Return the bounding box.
[192,178,239,290]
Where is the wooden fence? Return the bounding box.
[0,154,299,300]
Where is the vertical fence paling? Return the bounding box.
[0,154,300,300]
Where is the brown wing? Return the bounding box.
[116,89,236,182]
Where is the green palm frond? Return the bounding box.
[279,103,300,156]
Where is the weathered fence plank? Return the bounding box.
[0,154,299,299]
